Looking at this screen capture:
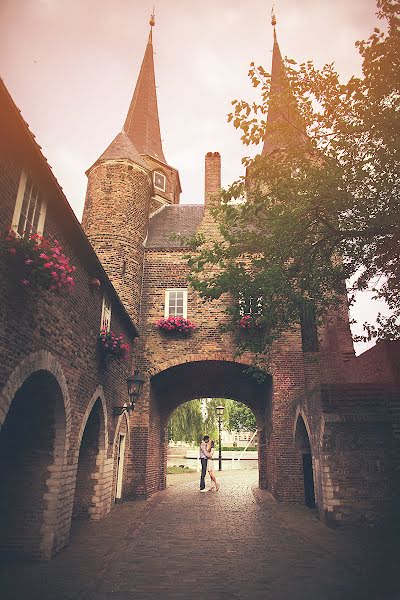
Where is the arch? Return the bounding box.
[145,358,272,495]
[72,388,108,521]
[0,366,69,559]
[0,350,71,448]
[293,407,313,449]
[148,353,255,378]
[74,386,108,459]
[294,412,316,508]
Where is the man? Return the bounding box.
[199,435,212,492]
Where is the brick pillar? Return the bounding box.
[204,152,221,208]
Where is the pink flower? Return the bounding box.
[8,248,16,255]
[20,279,30,286]
[39,253,49,260]
[24,259,33,265]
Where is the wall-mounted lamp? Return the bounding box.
[113,370,145,416]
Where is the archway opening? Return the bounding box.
[167,397,259,477]
[295,415,315,508]
[149,360,271,493]
[0,370,66,559]
[73,398,104,520]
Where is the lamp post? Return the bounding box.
[113,370,145,416]
[216,405,225,471]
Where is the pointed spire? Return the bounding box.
[123,12,166,163]
[262,11,307,156]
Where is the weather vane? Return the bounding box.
[150,7,155,28]
[271,4,277,27]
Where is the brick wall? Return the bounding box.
[0,86,137,559]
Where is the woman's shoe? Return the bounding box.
[216,483,220,491]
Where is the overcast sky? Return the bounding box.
[0,0,384,353]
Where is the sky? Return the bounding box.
[0,0,385,354]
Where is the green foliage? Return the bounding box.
[186,0,400,351]
[224,400,256,432]
[168,400,204,444]
[168,398,230,444]
[166,465,196,474]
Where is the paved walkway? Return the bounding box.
[0,470,398,599]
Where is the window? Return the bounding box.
[101,295,112,332]
[239,293,263,316]
[154,171,166,192]
[165,289,188,318]
[11,171,47,237]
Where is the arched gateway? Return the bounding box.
[151,360,271,491]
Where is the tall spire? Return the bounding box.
[262,11,307,156]
[123,12,166,163]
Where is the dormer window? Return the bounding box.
[154,171,166,192]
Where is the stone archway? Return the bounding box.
[144,359,272,494]
[294,413,316,508]
[0,369,67,559]
[72,396,107,521]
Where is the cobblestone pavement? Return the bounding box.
[0,469,398,600]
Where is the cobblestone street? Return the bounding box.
[0,470,397,600]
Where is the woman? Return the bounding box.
[207,440,219,491]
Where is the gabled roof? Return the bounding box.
[146,205,204,248]
[123,28,166,163]
[262,25,307,156]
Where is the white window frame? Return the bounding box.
[115,434,126,500]
[238,293,263,316]
[101,295,112,332]
[11,170,47,237]
[154,170,166,192]
[164,288,188,318]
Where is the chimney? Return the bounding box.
[204,152,221,208]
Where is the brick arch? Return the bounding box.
[0,351,71,559]
[0,349,71,447]
[72,387,109,521]
[74,386,108,460]
[148,353,255,378]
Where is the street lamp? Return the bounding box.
[216,405,225,471]
[113,370,145,416]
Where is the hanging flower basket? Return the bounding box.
[99,329,130,360]
[2,229,76,292]
[156,316,197,335]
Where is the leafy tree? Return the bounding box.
[187,0,400,358]
[224,400,256,432]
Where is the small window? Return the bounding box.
[165,289,187,318]
[101,295,112,332]
[11,171,47,237]
[239,293,263,316]
[154,171,166,192]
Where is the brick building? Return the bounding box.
[1,16,399,559]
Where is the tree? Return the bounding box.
[224,400,256,433]
[168,400,204,444]
[187,0,400,359]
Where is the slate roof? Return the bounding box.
[124,29,166,163]
[145,205,204,249]
[87,131,148,172]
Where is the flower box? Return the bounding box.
[156,316,197,335]
[3,229,76,292]
[99,329,130,360]
[237,314,264,330]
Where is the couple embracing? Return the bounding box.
[199,435,219,492]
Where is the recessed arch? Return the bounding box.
[294,412,316,508]
[0,367,68,559]
[72,389,108,521]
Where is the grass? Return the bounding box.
[167,465,196,474]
